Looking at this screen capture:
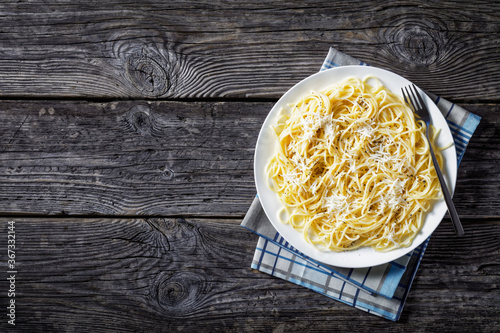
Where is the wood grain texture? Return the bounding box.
[0,1,498,100]
[0,100,498,218]
[0,217,498,332]
[0,100,269,216]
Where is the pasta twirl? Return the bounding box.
[265,76,443,252]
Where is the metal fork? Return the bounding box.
[401,85,464,236]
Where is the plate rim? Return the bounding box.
[254,65,458,268]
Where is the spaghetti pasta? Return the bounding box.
[265,76,443,252]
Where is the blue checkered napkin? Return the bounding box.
[241,196,422,321]
[241,198,412,300]
[241,47,481,321]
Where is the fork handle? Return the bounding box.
[427,130,465,236]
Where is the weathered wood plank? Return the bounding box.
[0,1,498,100]
[0,217,498,332]
[0,100,266,216]
[0,100,498,218]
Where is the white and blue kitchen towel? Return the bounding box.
[241,47,481,321]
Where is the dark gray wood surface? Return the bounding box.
[0,1,498,332]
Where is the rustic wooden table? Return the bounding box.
[0,1,498,332]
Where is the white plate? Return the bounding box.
[254,65,457,268]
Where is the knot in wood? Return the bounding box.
[160,166,174,180]
[126,52,170,97]
[393,25,442,66]
[125,105,155,136]
[157,271,207,316]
